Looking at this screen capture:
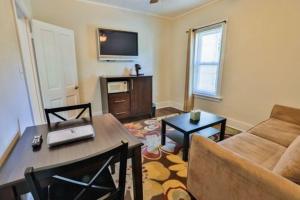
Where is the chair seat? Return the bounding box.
[46,168,116,200]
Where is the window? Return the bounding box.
[193,22,226,99]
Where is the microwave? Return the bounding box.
[107,81,128,94]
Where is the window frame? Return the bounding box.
[192,22,227,101]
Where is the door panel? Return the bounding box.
[56,29,80,117]
[49,98,65,122]
[32,20,80,118]
[66,94,79,118]
[66,95,78,107]
[50,98,64,108]
[41,30,62,91]
[130,77,152,116]
[57,32,78,88]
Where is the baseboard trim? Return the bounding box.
[156,100,253,131]
[156,101,184,111]
[195,109,253,132]
[170,101,184,111]
[156,101,172,109]
[226,117,253,132]
[0,132,20,167]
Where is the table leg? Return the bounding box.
[220,119,227,141]
[161,120,166,146]
[182,133,189,161]
[132,147,143,200]
[12,186,20,200]
[0,187,17,200]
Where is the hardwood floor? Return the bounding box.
[155,107,183,117]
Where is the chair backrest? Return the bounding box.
[44,103,92,127]
[25,141,128,200]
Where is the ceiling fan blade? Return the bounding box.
[150,0,159,4]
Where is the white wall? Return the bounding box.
[31,0,172,114]
[30,0,300,131]
[170,0,300,130]
[0,0,33,161]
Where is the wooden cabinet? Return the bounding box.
[130,77,152,116]
[100,76,152,120]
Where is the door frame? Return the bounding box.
[12,0,45,125]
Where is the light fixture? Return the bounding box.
[99,33,107,42]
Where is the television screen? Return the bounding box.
[98,29,138,57]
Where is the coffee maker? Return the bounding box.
[135,64,142,76]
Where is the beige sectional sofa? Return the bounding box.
[187,105,300,200]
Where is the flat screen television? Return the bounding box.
[97,28,138,60]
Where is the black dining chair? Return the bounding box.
[44,103,92,128]
[24,141,128,200]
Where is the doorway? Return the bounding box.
[13,4,80,124]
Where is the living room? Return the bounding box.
[1,0,300,199]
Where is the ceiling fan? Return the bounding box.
[150,0,159,4]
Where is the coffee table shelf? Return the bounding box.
[166,127,220,147]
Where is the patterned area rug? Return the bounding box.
[122,114,241,200]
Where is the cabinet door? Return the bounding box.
[130,77,152,116]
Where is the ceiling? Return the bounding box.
[86,0,213,18]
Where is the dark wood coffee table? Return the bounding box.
[161,112,226,161]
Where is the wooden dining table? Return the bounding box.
[0,114,143,200]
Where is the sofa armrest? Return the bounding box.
[271,104,300,126]
[187,135,300,200]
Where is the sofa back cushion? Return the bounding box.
[271,105,300,126]
[273,136,300,184]
[248,118,300,147]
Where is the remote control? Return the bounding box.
[32,135,43,149]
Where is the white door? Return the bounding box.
[32,20,79,117]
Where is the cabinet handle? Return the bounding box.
[131,80,134,91]
[114,100,126,103]
[115,112,127,115]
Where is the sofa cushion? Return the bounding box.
[273,136,300,184]
[271,105,300,126]
[248,118,300,147]
[219,132,286,170]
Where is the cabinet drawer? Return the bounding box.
[108,93,129,102]
[108,93,130,119]
[109,104,130,119]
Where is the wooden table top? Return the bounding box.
[163,111,226,134]
[0,114,142,189]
